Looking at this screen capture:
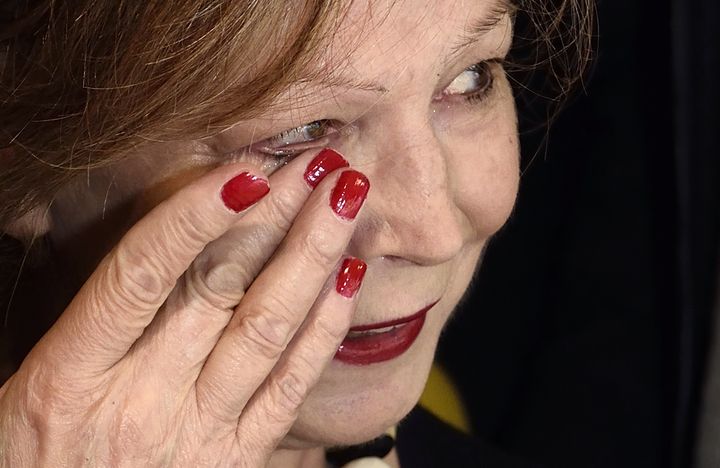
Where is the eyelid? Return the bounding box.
[252,134,335,157]
[434,58,501,102]
[266,120,330,147]
[223,60,503,164]
[251,120,348,158]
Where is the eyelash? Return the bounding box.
[461,61,497,104]
[249,59,500,160]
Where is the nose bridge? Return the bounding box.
[356,114,466,265]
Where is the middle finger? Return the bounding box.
[130,148,349,383]
[194,166,369,426]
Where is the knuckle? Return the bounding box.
[169,203,224,252]
[295,222,345,269]
[105,201,228,310]
[270,369,310,413]
[184,257,248,310]
[109,245,170,308]
[195,380,237,426]
[312,313,350,344]
[235,304,293,361]
[106,405,165,462]
[21,364,78,434]
[265,186,306,230]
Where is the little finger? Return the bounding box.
[235,257,367,463]
[194,169,369,426]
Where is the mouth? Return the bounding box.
[333,301,439,366]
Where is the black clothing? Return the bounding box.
[396,406,542,468]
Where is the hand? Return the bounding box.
[0,148,369,467]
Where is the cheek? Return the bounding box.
[448,105,520,238]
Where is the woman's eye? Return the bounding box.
[442,61,496,104]
[254,120,337,157]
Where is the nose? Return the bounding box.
[348,116,469,266]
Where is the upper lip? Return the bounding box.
[348,300,439,332]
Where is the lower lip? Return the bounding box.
[334,302,437,366]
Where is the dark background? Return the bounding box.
[437,0,720,467]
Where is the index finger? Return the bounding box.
[41,163,270,376]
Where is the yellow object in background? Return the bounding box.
[419,363,471,434]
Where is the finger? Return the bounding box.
[177,148,350,310]
[194,168,370,426]
[132,149,349,385]
[44,164,270,375]
[235,257,366,463]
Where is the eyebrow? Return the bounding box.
[447,0,515,63]
[313,0,515,95]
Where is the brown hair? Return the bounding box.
[0,0,347,224]
[0,0,594,368]
[509,0,595,133]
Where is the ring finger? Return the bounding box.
[129,149,350,384]
[194,167,369,427]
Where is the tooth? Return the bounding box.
[346,323,406,338]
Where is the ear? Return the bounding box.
[0,146,52,244]
[3,204,52,244]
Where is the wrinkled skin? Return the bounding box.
[0,0,519,466]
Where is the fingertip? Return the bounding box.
[329,170,370,221]
[335,256,367,299]
[221,171,270,213]
[304,148,350,189]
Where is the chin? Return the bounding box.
[278,317,442,450]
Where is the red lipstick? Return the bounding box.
[334,302,438,366]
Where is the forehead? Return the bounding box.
[213,0,512,139]
[341,0,482,47]
[310,0,511,91]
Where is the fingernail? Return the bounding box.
[330,170,370,220]
[304,148,349,189]
[336,257,367,298]
[221,172,270,212]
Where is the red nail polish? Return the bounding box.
[330,170,369,220]
[304,148,349,188]
[336,257,367,298]
[221,172,270,213]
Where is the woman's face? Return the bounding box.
[48,0,518,449]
